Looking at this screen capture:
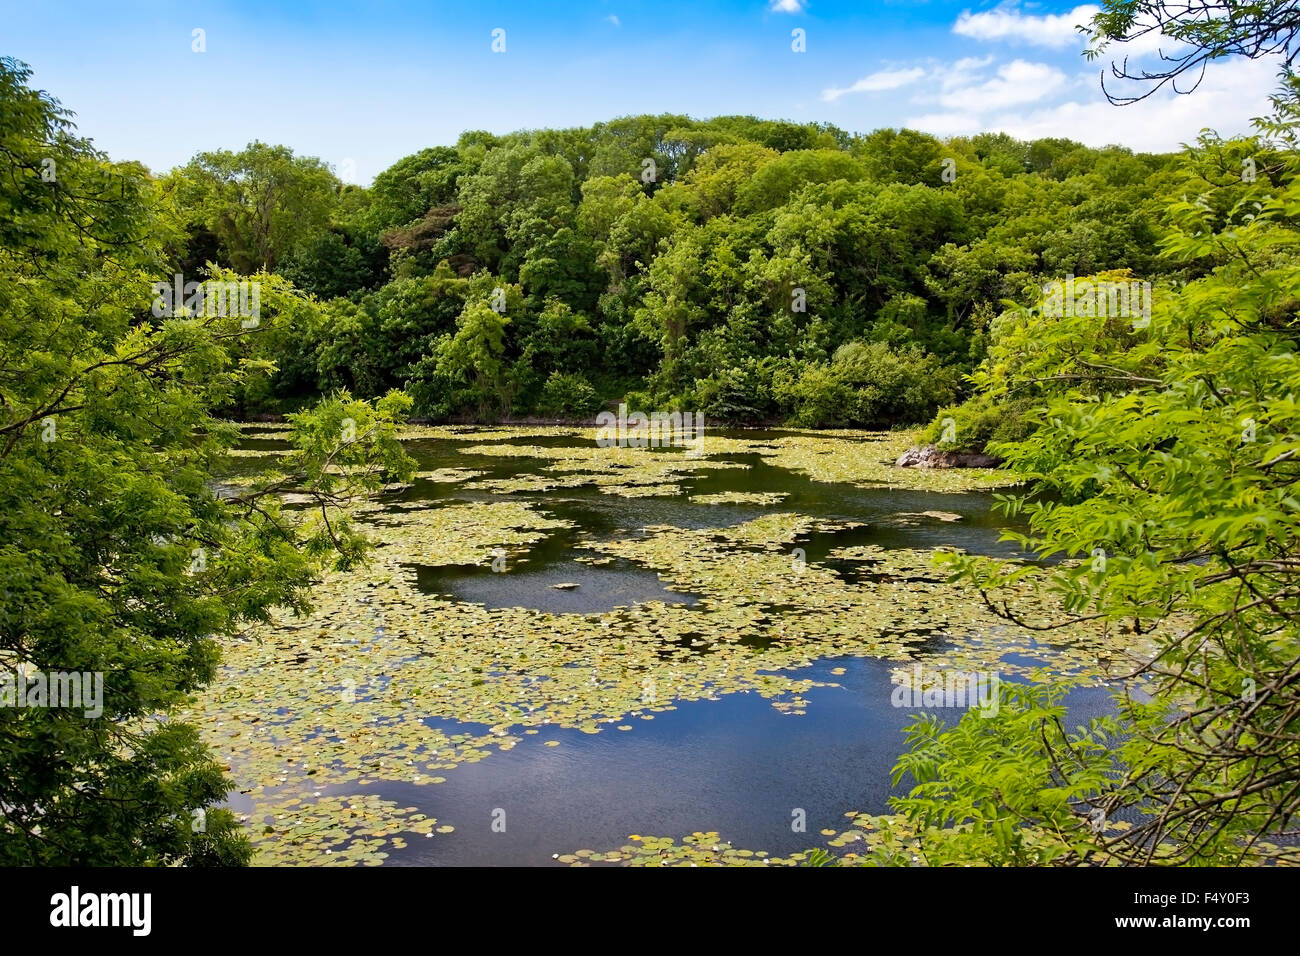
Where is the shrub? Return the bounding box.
[537,371,603,417]
[923,392,1037,451]
[776,343,961,428]
[688,358,781,421]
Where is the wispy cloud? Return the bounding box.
[904,54,1276,151]
[987,56,1276,150]
[905,112,983,137]
[822,67,927,102]
[940,59,1066,110]
[770,0,807,14]
[940,55,996,91]
[605,14,621,27]
[953,3,1099,49]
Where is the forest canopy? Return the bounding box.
[153,107,1183,431]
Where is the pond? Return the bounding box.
[193,426,1142,866]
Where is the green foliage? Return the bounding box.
[509,299,600,413]
[899,111,1300,866]
[148,104,1194,425]
[13,38,1300,867]
[167,141,342,272]
[922,392,1036,451]
[890,683,1124,866]
[734,149,866,215]
[689,358,784,422]
[0,57,414,865]
[424,281,520,418]
[776,343,960,428]
[281,230,381,299]
[366,146,471,232]
[537,371,603,417]
[854,127,949,185]
[802,848,840,867]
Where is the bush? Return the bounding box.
[775,343,960,428]
[774,363,855,427]
[922,392,1037,451]
[405,351,460,419]
[281,231,381,300]
[688,358,781,422]
[537,371,603,417]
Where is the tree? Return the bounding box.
[774,342,960,428]
[0,57,414,865]
[1085,0,1300,103]
[366,146,471,232]
[734,149,866,215]
[451,145,578,278]
[682,143,780,219]
[895,115,1300,865]
[432,284,518,417]
[510,298,600,413]
[280,230,379,300]
[853,128,949,185]
[168,141,341,272]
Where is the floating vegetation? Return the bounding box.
[602,483,682,498]
[241,794,442,866]
[690,491,789,506]
[225,447,290,458]
[398,425,590,442]
[444,427,1015,494]
[188,427,1153,865]
[561,814,922,866]
[414,468,487,483]
[360,499,573,568]
[757,431,1017,493]
[894,510,964,523]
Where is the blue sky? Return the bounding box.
[1,1,1284,184]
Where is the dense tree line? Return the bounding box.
[161,112,1184,429]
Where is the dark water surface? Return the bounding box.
[396,430,1031,614]
[379,658,1117,866]
[230,428,1121,864]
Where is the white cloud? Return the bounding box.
[822,67,927,102]
[1090,14,1189,61]
[984,56,1279,151]
[904,55,1268,152]
[941,59,1066,110]
[906,112,984,137]
[941,55,996,91]
[871,42,1277,152]
[954,3,1099,49]
[605,14,620,27]
[956,2,1186,61]
[951,55,997,74]
[770,0,806,13]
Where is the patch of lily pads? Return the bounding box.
[558,813,925,867]
[241,793,446,866]
[689,491,789,506]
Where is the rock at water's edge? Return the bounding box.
[895,444,1001,469]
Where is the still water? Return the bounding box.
[227,429,1122,864]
